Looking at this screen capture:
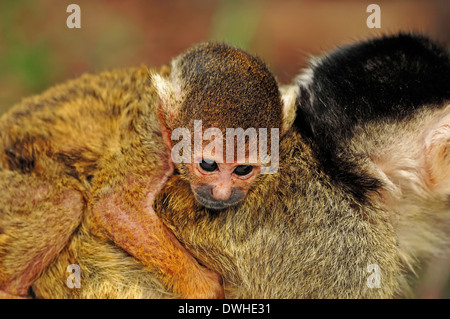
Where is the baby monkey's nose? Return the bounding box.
[211,185,233,201]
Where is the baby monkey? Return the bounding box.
[0,43,283,298]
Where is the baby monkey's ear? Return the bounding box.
[279,84,299,135]
[150,69,183,130]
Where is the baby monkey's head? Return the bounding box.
[155,42,283,210]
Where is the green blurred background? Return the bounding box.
[0,0,449,298]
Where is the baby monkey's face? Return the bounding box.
[186,152,261,211]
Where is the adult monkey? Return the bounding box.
[30,33,450,298]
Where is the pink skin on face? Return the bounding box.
[187,152,262,202]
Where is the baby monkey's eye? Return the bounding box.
[199,159,218,172]
[233,165,253,176]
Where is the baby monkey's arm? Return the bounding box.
[91,154,223,299]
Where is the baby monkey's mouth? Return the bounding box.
[194,189,244,211]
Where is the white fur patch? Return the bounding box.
[349,105,450,270]
[279,84,299,134]
[295,67,314,88]
[169,56,185,103]
[151,72,173,106]
[151,61,186,119]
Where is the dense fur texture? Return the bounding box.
[0,66,174,297]
[171,42,282,133]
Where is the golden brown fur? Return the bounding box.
[0,66,162,296]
